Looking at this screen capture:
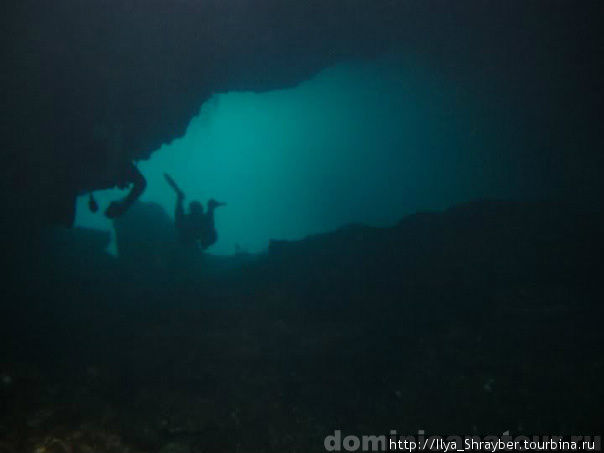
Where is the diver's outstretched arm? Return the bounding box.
[106,163,147,218]
[207,199,226,209]
[206,199,226,224]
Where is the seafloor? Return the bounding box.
[1,200,602,452]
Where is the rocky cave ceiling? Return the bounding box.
[2,0,602,227]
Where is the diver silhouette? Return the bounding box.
[67,119,149,225]
[84,161,146,219]
[165,173,226,249]
[102,161,147,219]
[57,159,147,226]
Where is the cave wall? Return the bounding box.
[2,0,603,230]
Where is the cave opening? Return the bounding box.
[75,55,509,255]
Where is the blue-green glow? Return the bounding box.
[76,56,506,255]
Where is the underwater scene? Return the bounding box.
[2,1,603,452]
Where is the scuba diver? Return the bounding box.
[164,173,226,249]
[104,161,146,218]
[86,161,147,219]
[59,121,148,226]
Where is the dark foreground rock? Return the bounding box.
[1,200,602,452]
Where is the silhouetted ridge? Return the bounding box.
[2,199,602,449]
[267,200,602,295]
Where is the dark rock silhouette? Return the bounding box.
[1,200,603,450]
[113,201,182,273]
[2,2,603,231]
[268,200,602,294]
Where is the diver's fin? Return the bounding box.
[164,173,184,198]
[164,173,177,189]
